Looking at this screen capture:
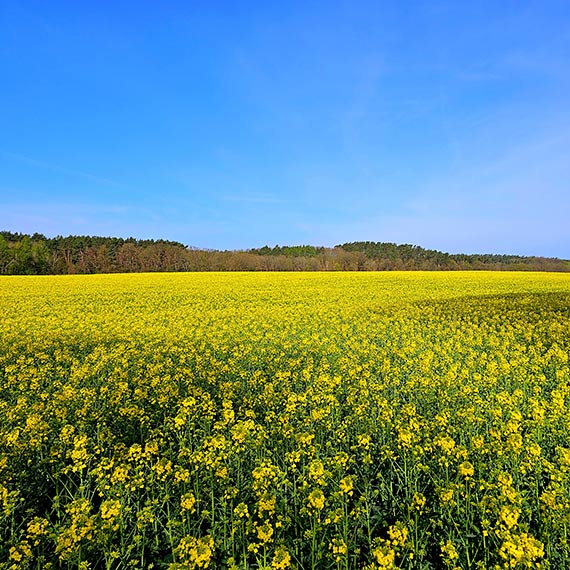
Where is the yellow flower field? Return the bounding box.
[1,271,570,569]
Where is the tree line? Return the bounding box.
[1,232,568,274]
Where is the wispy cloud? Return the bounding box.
[218,192,285,204]
[0,150,124,187]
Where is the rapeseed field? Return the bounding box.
[1,272,570,569]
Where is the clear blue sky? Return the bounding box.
[1,1,569,256]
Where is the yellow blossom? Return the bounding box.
[181,492,197,512]
[458,461,474,478]
[307,489,325,513]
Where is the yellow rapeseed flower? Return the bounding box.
[307,489,325,513]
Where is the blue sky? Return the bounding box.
[1,1,569,256]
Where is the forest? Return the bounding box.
[1,231,568,274]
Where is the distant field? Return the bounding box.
[1,272,570,569]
